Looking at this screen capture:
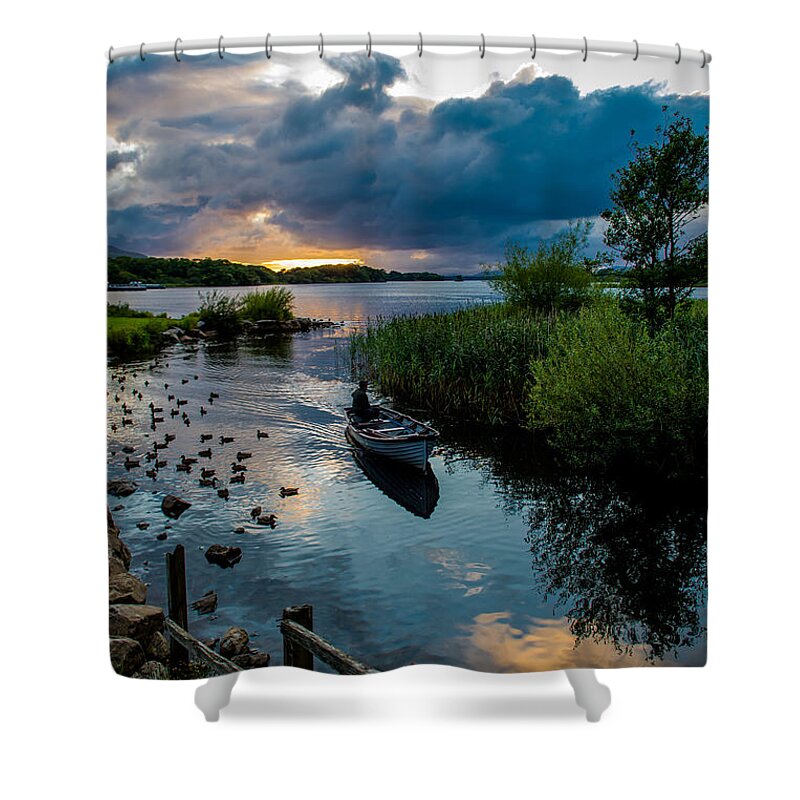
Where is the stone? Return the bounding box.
[110,637,146,677]
[109,572,147,605]
[134,660,170,680]
[109,604,165,642]
[190,590,218,615]
[161,494,191,519]
[108,529,132,574]
[205,544,242,568]
[108,479,138,497]
[220,626,249,658]
[143,630,170,662]
[232,651,271,670]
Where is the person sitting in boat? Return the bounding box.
[352,380,379,422]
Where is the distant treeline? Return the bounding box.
[108,256,446,287]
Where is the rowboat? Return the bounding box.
[348,435,440,518]
[344,405,439,472]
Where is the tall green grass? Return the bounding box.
[350,304,557,424]
[198,288,296,337]
[239,286,295,321]
[350,297,708,472]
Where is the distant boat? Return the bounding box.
[107,281,165,291]
[348,434,440,518]
[344,406,439,472]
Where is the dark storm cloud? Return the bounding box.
[108,52,709,264]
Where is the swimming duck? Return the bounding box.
[145,469,157,479]
[176,462,192,473]
[217,488,230,500]
[198,448,212,459]
[209,392,220,399]
[164,433,176,442]
[230,473,245,485]
[250,506,262,519]
[257,429,269,439]
[198,477,217,487]
[181,378,189,385]
[200,433,213,442]
[231,463,247,473]
[156,459,167,469]
[124,457,140,469]
[200,406,208,416]
[279,487,299,497]
[236,451,252,461]
[122,445,135,454]
[168,394,175,401]
[256,514,277,527]
[201,467,216,478]
[122,418,133,427]
[181,455,198,465]
[220,435,234,444]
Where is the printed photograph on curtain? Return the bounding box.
[106,48,709,678]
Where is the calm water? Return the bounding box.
[107,283,706,671]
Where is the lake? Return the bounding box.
[107,282,707,671]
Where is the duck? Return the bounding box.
[230,473,245,485]
[122,445,135,454]
[110,423,118,432]
[220,435,234,444]
[257,429,269,439]
[145,469,157,479]
[256,514,277,527]
[209,392,220,399]
[124,457,140,469]
[150,405,163,414]
[154,441,168,450]
[198,448,212,459]
[168,394,175,401]
[200,433,213,442]
[164,433,176,443]
[236,451,252,461]
[177,399,188,407]
[250,505,262,519]
[122,418,133,427]
[170,409,179,417]
[176,462,192,473]
[181,378,189,385]
[231,463,247,473]
[181,455,198,465]
[145,451,156,461]
[201,467,216,478]
[156,459,167,469]
[183,417,191,427]
[217,488,230,500]
[164,383,169,390]
[199,406,208,416]
[152,416,164,424]
[198,477,218,488]
[279,487,299,497]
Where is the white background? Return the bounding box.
[3,1,798,797]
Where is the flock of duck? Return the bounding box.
[108,356,299,536]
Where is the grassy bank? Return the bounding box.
[349,297,707,472]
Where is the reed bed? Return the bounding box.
[350,304,557,425]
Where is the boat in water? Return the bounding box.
[107,281,166,291]
[348,434,440,518]
[344,406,439,472]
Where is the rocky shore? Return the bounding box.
[160,317,340,346]
[107,501,270,678]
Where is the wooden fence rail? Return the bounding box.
[164,618,242,675]
[280,605,378,675]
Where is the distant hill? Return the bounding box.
[107,255,448,287]
[108,244,149,259]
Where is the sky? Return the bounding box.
[107,50,709,274]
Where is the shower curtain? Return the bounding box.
[107,48,709,679]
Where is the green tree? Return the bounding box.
[489,221,600,314]
[601,111,709,324]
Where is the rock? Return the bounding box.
[161,494,191,519]
[108,479,137,497]
[109,572,147,605]
[156,531,168,541]
[109,604,165,642]
[190,590,218,615]
[234,526,245,534]
[202,638,219,651]
[134,660,169,680]
[110,637,146,677]
[143,630,170,662]
[204,544,242,568]
[112,504,124,512]
[136,521,149,530]
[108,528,132,574]
[219,626,249,658]
[232,651,271,670]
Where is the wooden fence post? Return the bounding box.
[282,605,314,670]
[166,544,189,664]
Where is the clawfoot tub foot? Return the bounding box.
[195,673,240,722]
[565,669,611,722]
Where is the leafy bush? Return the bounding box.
[107,302,165,319]
[527,299,708,471]
[239,287,295,321]
[107,317,174,358]
[489,223,597,314]
[197,291,243,338]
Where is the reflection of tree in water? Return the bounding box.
[438,424,707,662]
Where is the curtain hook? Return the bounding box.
[318,33,324,59]
[108,46,115,64]
[632,39,639,61]
[174,38,182,62]
[530,34,537,60]
[366,32,372,57]
[479,33,486,59]
[700,49,707,68]
[218,35,225,59]
[139,43,146,62]
[265,33,272,59]
[417,32,423,57]
[675,43,682,64]
[582,36,589,62]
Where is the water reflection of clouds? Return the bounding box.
[425,547,492,597]
[460,612,661,673]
